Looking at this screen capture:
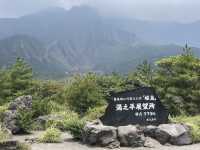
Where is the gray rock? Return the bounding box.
[144,137,161,148]
[155,124,192,145]
[8,95,32,111]
[169,124,192,145]
[143,125,157,138]
[82,121,119,148]
[3,111,19,134]
[155,127,170,144]
[3,95,33,134]
[118,125,145,147]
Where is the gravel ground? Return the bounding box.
[12,132,200,150]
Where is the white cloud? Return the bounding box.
[0,0,200,22]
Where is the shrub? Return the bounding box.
[63,117,85,140]
[45,111,85,140]
[31,79,65,118]
[16,108,33,133]
[32,97,51,118]
[47,101,66,113]
[171,115,200,143]
[96,73,129,98]
[32,98,67,118]
[83,106,106,121]
[39,127,62,143]
[45,111,79,130]
[64,73,106,115]
[0,124,10,143]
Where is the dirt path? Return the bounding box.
[12,132,200,150]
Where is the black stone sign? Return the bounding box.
[100,87,168,126]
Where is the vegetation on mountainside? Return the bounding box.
[0,45,200,141]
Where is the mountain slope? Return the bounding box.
[0,35,71,77]
[0,6,200,78]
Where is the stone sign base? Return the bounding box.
[82,120,192,149]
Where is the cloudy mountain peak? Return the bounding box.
[0,6,199,78]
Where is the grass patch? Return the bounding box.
[0,124,11,143]
[171,115,200,143]
[16,142,31,150]
[39,127,62,143]
[45,111,85,140]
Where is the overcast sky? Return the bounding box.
[0,0,200,23]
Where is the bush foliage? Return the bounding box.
[16,108,33,133]
[64,73,106,115]
[83,106,106,121]
[154,45,200,115]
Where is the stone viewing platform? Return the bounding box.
[82,87,193,148]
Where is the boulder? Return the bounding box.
[144,137,161,148]
[118,125,145,147]
[8,95,32,111]
[143,125,157,138]
[3,95,33,134]
[83,121,193,148]
[82,120,120,148]
[155,124,192,145]
[3,111,19,134]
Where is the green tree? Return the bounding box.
[128,60,154,87]
[9,58,33,97]
[0,69,12,104]
[154,45,200,115]
[96,73,128,98]
[0,58,33,104]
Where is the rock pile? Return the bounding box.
[3,95,32,134]
[82,120,193,148]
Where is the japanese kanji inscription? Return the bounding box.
[100,87,169,126]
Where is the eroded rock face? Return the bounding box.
[118,125,145,147]
[82,120,120,148]
[3,95,32,134]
